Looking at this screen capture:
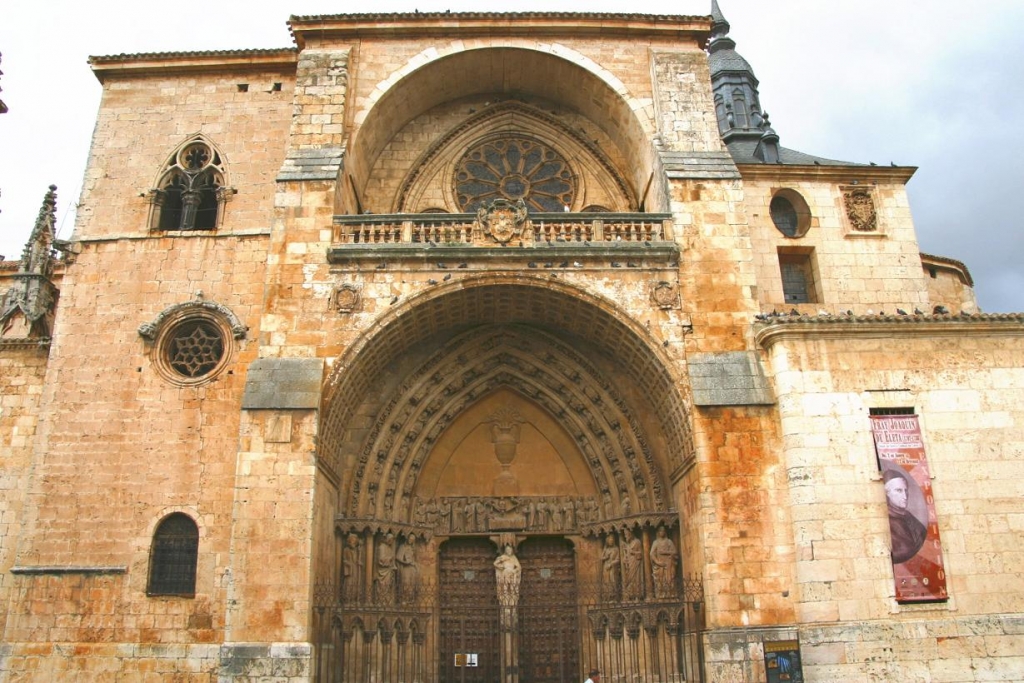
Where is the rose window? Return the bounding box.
[454,138,576,213]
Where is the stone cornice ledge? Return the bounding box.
[755,313,1024,349]
[11,565,128,575]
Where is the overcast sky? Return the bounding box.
[1,0,1021,311]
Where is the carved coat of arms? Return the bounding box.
[843,188,877,232]
[477,199,528,244]
[331,283,361,313]
[651,281,680,310]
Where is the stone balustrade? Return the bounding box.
[332,212,673,247]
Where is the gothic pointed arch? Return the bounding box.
[319,276,695,530]
[395,102,634,213]
[147,133,233,231]
[342,325,668,526]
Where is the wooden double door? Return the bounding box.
[439,536,580,683]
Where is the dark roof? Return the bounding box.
[89,48,297,64]
[726,139,865,166]
[708,46,754,77]
[756,311,1024,325]
[288,11,707,22]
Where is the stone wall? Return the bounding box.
[1,233,269,680]
[76,67,294,242]
[744,321,1024,680]
[0,344,49,637]
[742,175,930,314]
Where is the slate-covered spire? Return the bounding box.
[708,0,771,145]
[710,0,730,38]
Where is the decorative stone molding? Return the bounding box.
[138,296,247,342]
[330,283,361,313]
[841,185,878,232]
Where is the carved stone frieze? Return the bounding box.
[414,495,603,534]
[842,185,878,232]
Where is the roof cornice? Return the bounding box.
[736,163,917,184]
[920,252,974,287]
[287,12,711,47]
[89,49,298,82]
[755,313,1024,349]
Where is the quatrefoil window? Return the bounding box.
[454,138,576,213]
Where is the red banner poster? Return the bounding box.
[870,415,948,602]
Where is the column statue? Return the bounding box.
[342,532,362,603]
[397,533,420,602]
[650,527,678,599]
[374,532,397,606]
[601,534,621,601]
[621,528,644,601]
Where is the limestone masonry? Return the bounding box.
[1,4,1022,682]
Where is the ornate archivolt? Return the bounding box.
[318,278,695,490]
[341,325,670,524]
[394,102,635,213]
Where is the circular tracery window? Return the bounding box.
[152,313,232,386]
[454,138,575,213]
[166,319,225,378]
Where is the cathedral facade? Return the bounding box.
[2,5,1023,682]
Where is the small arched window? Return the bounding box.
[149,136,230,231]
[148,512,199,596]
[714,94,728,133]
[732,90,749,129]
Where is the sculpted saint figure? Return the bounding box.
[650,527,678,599]
[374,533,397,606]
[396,534,420,602]
[342,533,362,603]
[621,528,644,601]
[601,534,621,601]
[494,544,522,607]
[438,500,452,533]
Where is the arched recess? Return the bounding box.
[344,324,668,522]
[394,101,635,213]
[319,276,694,516]
[343,45,658,215]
